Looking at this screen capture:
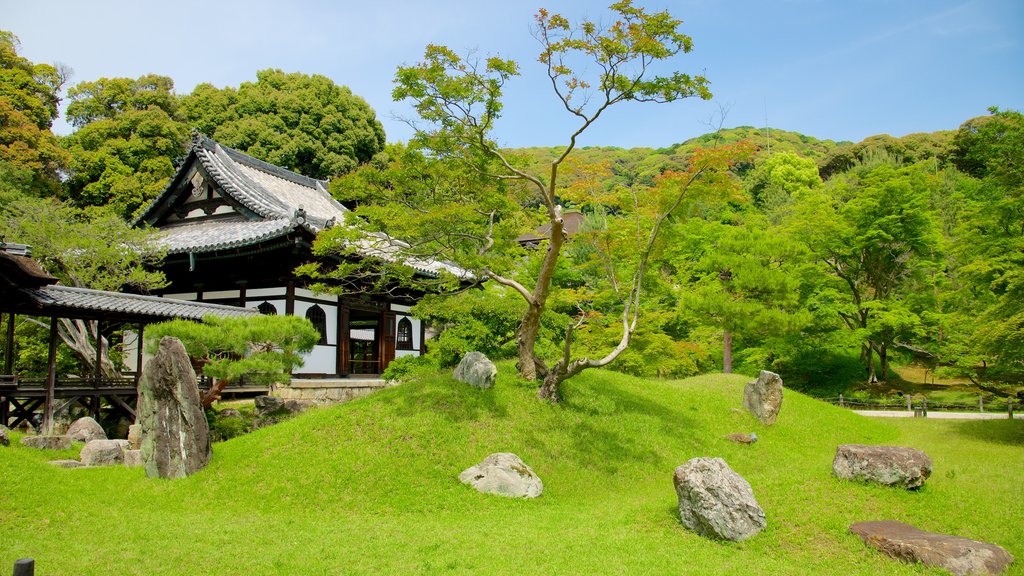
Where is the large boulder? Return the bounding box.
[851,520,1013,576]
[673,457,766,542]
[66,417,107,443]
[0,425,8,447]
[833,444,932,489]
[138,336,211,479]
[253,395,315,428]
[20,435,71,450]
[453,351,497,389]
[743,370,784,425]
[80,439,129,466]
[459,452,543,498]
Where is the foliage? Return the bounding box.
[2,367,1022,575]
[818,131,953,180]
[180,69,385,178]
[145,315,319,404]
[0,31,69,195]
[745,151,822,213]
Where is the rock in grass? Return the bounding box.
[459,452,543,498]
[743,370,783,425]
[21,435,71,450]
[66,416,107,443]
[123,449,144,467]
[724,432,758,444]
[48,459,84,469]
[833,444,932,489]
[850,520,1013,575]
[253,396,315,428]
[0,425,8,447]
[138,336,211,479]
[453,351,497,389]
[673,457,766,542]
[80,439,129,466]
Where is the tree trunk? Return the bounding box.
[864,344,878,384]
[516,303,543,381]
[538,370,562,403]
[515,214,565,381]
[877,342,889,383]
[722,328,733,374]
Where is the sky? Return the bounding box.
[4,0,1023,149]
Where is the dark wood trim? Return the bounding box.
[43,316,57,435]
[238,285,247,307]
[4,312,14,373]
[135,323,145,388]
[420,319,426,354]
[285,282,295,315]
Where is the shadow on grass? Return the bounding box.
[952,419,1024,446]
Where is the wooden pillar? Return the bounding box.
[285,281,295,316]
[336,302,348,377]
[43,316,57,435]
[238,284,247,307]
[92,320,102,419]
[419,319,426,355]
[5,312,15,373]
[135,323,145,387]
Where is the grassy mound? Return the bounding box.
[2,366,1022,575]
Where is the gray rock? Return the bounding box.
[453,351,497,389]
[66,416,107,443]
[127,423,143,450]
[673,457,766,542]
[219,408,242,419]
[20,435,71,450]
[48,459,84,468]
[743,370,784,425]
[459,452,543,498]
[253,396,314,428]
[138,336,212,479]
[123,449,144,467]
[851,520,1013,576]
[80,439,129,466]
[0,425,9,447]
[833,444,932,489]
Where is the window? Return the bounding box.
[396,317,413,350]
[257,301,277,315]
[305,304,328,345]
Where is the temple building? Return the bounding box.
[134,134,464,377]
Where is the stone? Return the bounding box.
[66,417,107,443]
[459,452,543,498]
[127,423,143,450]
[48,459,84,469]
[0,425,9,447]
[138,336,212,479]
[833,444,932,489]
[743,370,784,425]
[253,395,315,428]
[20,435,71,450]
[123,449,144,467]
[673,457,766,542]
[453,351,497,389]
[80,439,129,466]
[219,408,242,419]
[724,432,758,444]
[851,520,1013,576]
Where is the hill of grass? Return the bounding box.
[2,366,1022,575]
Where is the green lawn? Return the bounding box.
[2,366,1021,575]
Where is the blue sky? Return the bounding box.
[5,0,1022,148]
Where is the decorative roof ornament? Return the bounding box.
[293,207,307,226]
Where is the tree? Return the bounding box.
[0,197,167,376]
[145,315,319,406]
[373,2,716,401]
[180,69,386,178]
[788,161,941,383]
[746,151,821,215]
[0,31,70,196]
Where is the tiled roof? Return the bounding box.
[154,217,295,255]
[22,285,258,321]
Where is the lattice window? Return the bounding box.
[396,317,413,350]
[305,304,328,345]
[257,301,277,316]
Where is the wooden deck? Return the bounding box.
[1,374,137,430]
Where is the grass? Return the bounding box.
[1,365,1022,575]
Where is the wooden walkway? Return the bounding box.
[1,375,137,430]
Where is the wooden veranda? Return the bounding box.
[0,244,257,433]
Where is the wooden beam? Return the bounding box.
[4,312,14,373]
[43,316,57,435]
[135,323,145,388]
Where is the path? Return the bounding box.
[853,410,1014,420]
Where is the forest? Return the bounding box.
[1,27,1022,404]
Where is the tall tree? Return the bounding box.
[378,2,715,400]
[0,31,69,196]
[180,69,386,178]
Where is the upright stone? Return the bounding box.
[138,337,211,479]
[66,417,107,443]
[673,457,766,542]
[743,370,784,425]
[453,351,497,389]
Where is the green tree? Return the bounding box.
[145,315,318,406]
[0,31,69,196]
[380,2,718,401]
[789,161,941,383]
[180,69,385,178]
[746,151,821,215]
